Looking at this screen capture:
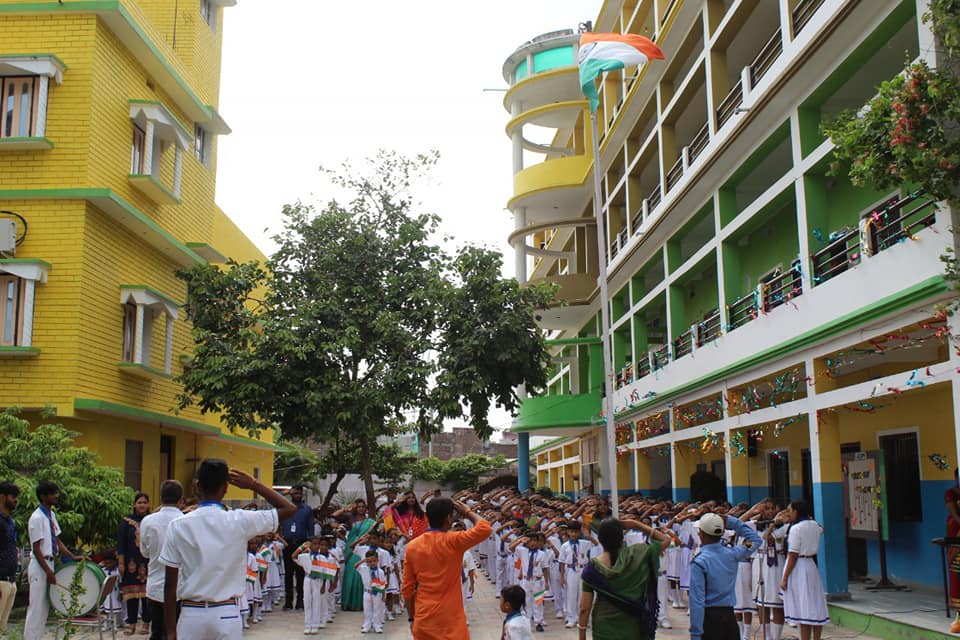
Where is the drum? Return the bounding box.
[48,561,106,617]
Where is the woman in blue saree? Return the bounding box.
[334,499,376,611]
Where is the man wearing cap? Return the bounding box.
[688,504,763,640]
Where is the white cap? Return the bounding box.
[695,513,725,537]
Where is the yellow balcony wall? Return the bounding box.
[511,154,591,206]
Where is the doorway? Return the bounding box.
[160,435,174,482]
[768,451,790,505]
[841,441,868,580]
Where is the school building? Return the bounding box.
[0,0,274,501]
[504,0,958,604]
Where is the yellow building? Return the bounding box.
[0,0,273,502]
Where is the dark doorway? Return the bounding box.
[160,435,174,481]
[841,441,868,580]
[768,451,790,505]
[801,448,813,507]
[878,432,922,522]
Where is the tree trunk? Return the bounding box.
[319,471,345,515]
[359,434,376,514]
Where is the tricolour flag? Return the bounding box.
[578,33,665,112]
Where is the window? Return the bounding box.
[200,0,216,30]
[194,124,209,166]
[131,124,146,175]
[124,439,144,490]
[2,76,38,138]
[0,274,24,346]
[119,286,180,374]
[879,432,922,522]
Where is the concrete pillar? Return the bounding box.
[173,146,183,199]
[164,315,174,375]
[133,304,145,364]
[515,208,528,284]
[21,279,35,346]
[808,407,849,596]
[518,432,531,492]
[142,120,155,176]
[35,76,49,137]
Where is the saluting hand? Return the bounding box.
[228,469,258,490]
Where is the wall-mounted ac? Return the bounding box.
[0,219,16,255]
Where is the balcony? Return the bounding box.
[763,263,803,313]
[727,290,758,331]
[515,390,602,434]
[812,227,860,285]
[697,309,723,346]
[749,30,783,88]
[688,123,710,164]
[793,0,826,36]
[673,328,694,359]
[651,344,670,370]
[636,354,652,380]
[665,157,684,192]
[646,183,662,213]
[716,80,743,129]
[510,154,591,217]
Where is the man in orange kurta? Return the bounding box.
[401,498,493,639]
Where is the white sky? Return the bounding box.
[215,1,602,441]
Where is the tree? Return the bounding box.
[177,150,556,508]
[0,410,134,549]
[440,454,508,490]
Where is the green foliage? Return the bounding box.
[0,411,134,549]
[410,454,508,490]
[274,440,417,492]
[822,61,960,204]
[177,150,555,506]
[925,0,960,57]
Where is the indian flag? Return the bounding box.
[578,33,665,112]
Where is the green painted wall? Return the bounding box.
[514,61,528,81]
[681,264,720,328]
[723,202,799,301]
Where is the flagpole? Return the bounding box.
[588,108,620,519]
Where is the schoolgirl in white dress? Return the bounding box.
[780,500,829,638]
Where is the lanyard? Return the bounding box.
[39,505,58,554]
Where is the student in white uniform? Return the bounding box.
[734,518,759,640]
[509,532,552,632]
[159,460,295,640]
[99,550,125,630]
[357,550,387,634]
[500,585,533,640]
[296,536,337,634]
[559,524,593,629]
[24,481,82,640]
[780,500,829,640]
[139,480,184,640]
[757,515,789,640]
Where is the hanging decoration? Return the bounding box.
[726,366,806,414]
[929,453,951,471]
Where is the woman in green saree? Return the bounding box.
[335,499,376,611]
[578,517,672,640]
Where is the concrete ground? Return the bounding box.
[17,568,886,640]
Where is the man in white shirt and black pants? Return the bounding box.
[160,460,295,640]
[140,479,184,640]
[24,481,82,640]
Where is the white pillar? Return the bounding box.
[515,208,527,284]
[20,279,35,347]
[35,76,49,137]
[164,315,174,375]
[142,120,155,176]
[173,146,183,199]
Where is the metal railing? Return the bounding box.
[750,30,783,87]
[688,123,710,164]
[631,209,644,234]
[716,80,743,129]
[867,190,938,254]
[636,354,651,380]
[647,184,662,212]
[763,266,803,312]
[616,364,634,389]
[651,344,670,370]
[660,0,679,26]
[727,291,758,331]
[811,227,860,285]
[609,236,619,259]
[697,309,722,346]
[618,228,629,249]
[673,329,693,359]
[792,0,825,35]
[665,156,684,192]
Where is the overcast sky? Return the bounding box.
[215,1,602,439]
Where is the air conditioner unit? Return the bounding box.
[0,219,15,254]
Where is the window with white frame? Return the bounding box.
[0,261,49,348]
[119,287,180,374]
[128,102,190,197]
[131,124,146,174]
[0,56,65,140]
[194,124,209,166]
[200,0,216,30]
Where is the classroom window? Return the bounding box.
[131,124,146,174]
[124,439,144,490]
[121,302,138,363]
[1,76,39,138]
[0,274,24,346]
[879,432,922,522]
[120,287,180,374]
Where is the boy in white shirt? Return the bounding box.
[509,532,552,632]
[559,524,594,629]
[296,536,337,634]
[357,550,386,634]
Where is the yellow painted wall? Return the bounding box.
[673,438,725,489]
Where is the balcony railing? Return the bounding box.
[727,291,758,331]
[647,184,662,212]
[762,264,803,312]
[609,236,619,259]
[651,344,670,370]
[631,208,644,234]
[660,0,679,26]
[665,157,684,192]
[697,309,722,346]
[616,363,634,389]
[673,329,694,359]
[750,30,783,87]
[792,0,825,35]
[688,123,710,164]
[867,190,938,254]
[636,354,651,380]
[811,227,860,285]
[716,80,743,129]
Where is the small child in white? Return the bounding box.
[98,550,123,630]
[357,549,387,634]
[500,585,533,640]
[244,538,262,625]
[296,536,338,634]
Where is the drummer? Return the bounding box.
[159,460,295,640]
[24,480,83,640]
